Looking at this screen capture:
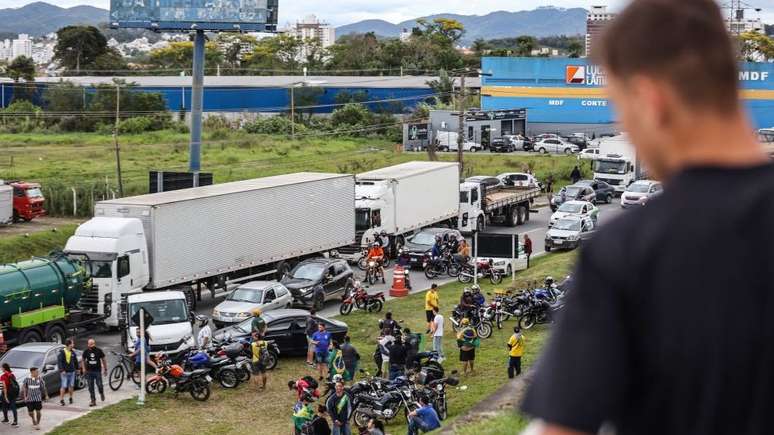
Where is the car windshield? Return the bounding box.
[0,350,44,368]
[227,288,263,304]
[628,184,650,193]
[409,231,437,246]
[593,160,627,174]
[355,208,371,232]
[291,263,325,280]
[129,299,188,326]
[558,202,583,213]
[233,319,253,334]
[564,187,582,197]
[553,219,581,231]
[26,188,43,198]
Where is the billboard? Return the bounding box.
[110,0,278,31]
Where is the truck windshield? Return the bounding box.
[25,188,43,198]
[355,208,371,231]
[593,160,627,174]
[459,191,469,203]
[130,299,189,326]
[89,261,113,278]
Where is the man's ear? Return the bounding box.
[630,75,674,130]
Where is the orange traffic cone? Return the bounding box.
[390,265,409,297]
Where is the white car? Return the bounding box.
[550,200,599,227]
[578,148,601,160]
[212,281,293,328]
[446,140,483,153]
[621,180,663,208]
[534,138,579,155]
[497,172,542,189]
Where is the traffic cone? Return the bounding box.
[390,265,409,297]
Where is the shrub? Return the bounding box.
[1,100,42,133]
[243,116,304,135]
[118,116,154,134]
[57,116,98,132]
[203,115,232,130]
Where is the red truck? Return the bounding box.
[10,181,46,221]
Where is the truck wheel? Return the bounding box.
[506,207,517,227]
[44,324,66,344]
[476,216,484,232]
[19,328,43,344]
[516,206,525,225]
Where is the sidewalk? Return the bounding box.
[10,379,137,435]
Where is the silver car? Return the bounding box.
[212,281,293,328]
[621,180,663,208]
[544,216,596,251]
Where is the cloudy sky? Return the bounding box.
[4,0,774,26]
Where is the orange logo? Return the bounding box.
[566,66,586,84]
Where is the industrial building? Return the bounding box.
[481,57,774,135]
[403,108,527,151]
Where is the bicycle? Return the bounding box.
[108,351,142,391]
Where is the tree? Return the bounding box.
[293,86,324,122]
[331,103,373,128]
[224,41,242,69]
[515,36,537,56]
[426,69,454,105]
[739,32,774,61]
[472,38,489,57]
[7,56,35,82]
[415,18,465,46]
[567,40,584,58]
[148,42,223,72]
[54,26,109,74]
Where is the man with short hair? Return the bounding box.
[305,310,320,367]
[340,336,360,382]
[506,326,524,379]
[521,1,774,435]
[523,234,533,268]
[251,332,269,391]
[57,339,78,406]
[326,382,352,435]
[424,284,439,334]
[22,367,47,430]
[407,394,441,435]
[311,323,331,381]
[430,306,444,361]
[81,338,107,407]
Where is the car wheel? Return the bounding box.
[313,292,325,311]
[564,148,573,155]
[539,147,547,154]
[265,351,279,371]
[506,265,512,277]
[470,147,478,153]
[545,245,552,252]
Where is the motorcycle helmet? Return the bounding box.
[332,374,343,383]
[544,276,555,287]
[463,288,472,296]
[169,364,184,378]
[380,230,387,236]
[461,318,470,326]
[372,242,380,248]
[462,328,476,339]
[471,285,481,293]
[195,314,209,327]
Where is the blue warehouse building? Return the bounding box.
[481,57,774,136]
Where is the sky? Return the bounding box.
[3,0,773,26]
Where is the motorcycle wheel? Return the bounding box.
[145,378,167,395]
[450,318,461,333]
[189,380,211,401]
[496,311,503,329]
[447,263,461,277]
[218,368,239,389]
[382,257,391,268]
[355,298,366,310]
[339,302,354,315]
[489,271,503,285]
[519,314,536,330]
[357,256,368,270]
[424,265,438,280]
[238,367,251,383]
[367,271,377,285]
[368,299,383,313]
[265,351,279,371]
[353,410,371,428]
[477,321,493,339]
[435,397,448,420]
[458,272,472,283]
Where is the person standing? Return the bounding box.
[327,341,346,382]
[22,367,47,430]
[311,404,331,435]
[388,335,408,380]
[507,326,525,379]
[456,319,479,376]
[407,395,442,435]
[424,284,440,334]
[292,393,316,435]
[570,165,581,184]
[545,174,555,194]
[430,306,444,361]
[81,338,107,407]
[325,382,352,435]
[196,316,212,350]
[311,323,332,381]
[251,308,267,336]
[523,234,533,268]
[376,328,394,378]
[250,332,268,391]
[340,336,360,382]
[305,310,320,367]
[0,363,18,427]
[57,339,78,406]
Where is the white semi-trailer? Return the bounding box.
[0,185,12,224]
[343,161,459,258]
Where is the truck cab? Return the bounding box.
[353,179,394,253]
[458,182,484,233]
[125,291,194,355]
[10,182,45,222]
[592,154,635,194]
[64,217,150,327]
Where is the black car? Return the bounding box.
[403,227,463,268]
[563,136,589,150]
[575,179,616,203]
[489,138,513,153]
[281,258,353,311]
[212,309,348,356]
[0,343,85,403]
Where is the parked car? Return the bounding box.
[621,180,663,208]
[575,179,616,203]
[212,281,293,328]
[497,172,542,190]
[281,258,354,311]
[403,227,463,268]
[545,216,596,252]
[447,141,483,153]
[0,343,85,403]
[534,138,579,155]
[489,138,513,153]
[550,200,599,227]
[577,148,601,160]
[563,136,589,150]
[212,309,348,356]
[464,176,503,189]
[503,134,533,151]
[550,185,597,211]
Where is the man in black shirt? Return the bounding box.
[387,335,407,381]
[81,338,107,407]
[521,1,773,435]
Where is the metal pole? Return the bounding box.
[114,84,124,197]
[457,73,466,177]
[189,29,205,185]
[290,86,295,140]
[137,307,146,405]
[473,230,478,286]
[512,234,516,283]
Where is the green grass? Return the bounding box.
[454,411,531,435]
[0,225,78,264]
[50,251,575,435]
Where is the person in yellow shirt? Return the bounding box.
[424,284,440,334]
[507,326,525,378]
[250,332,268,391]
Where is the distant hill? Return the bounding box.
[0,2,107,36]
[336,7,587,43]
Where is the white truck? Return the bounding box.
[592,134,640,195]
[458,182,542,232]
[435,131,483,153]
[344,162,459,259]
[0,185,12,224]
[62,172,355,351]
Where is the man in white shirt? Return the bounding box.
[197,316,212,349]
[430,306,444,361]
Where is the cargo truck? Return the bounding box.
[0,185,11,224]
[342,162,459,260]
[592,134,641,195]
[458,181,541,232]
[8,181,46,222]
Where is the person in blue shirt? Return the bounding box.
[407,395,441,435]
[430,236,443,258]
[311,323,331,381]
[129,329,156,386]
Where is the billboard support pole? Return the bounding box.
[190,29,205,186]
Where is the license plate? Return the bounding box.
[411,258,418,263]
[554,240,563,245]
[205,375,212,382]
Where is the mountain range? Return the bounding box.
[0,2,107,36]
[336,7,588,43]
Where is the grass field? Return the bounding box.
[0,225,78,263]
[50,251,576,435]
[0,129,591,217]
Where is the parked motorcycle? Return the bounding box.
[449,305,493,339]
[340,282,385,315]
[458,258,502,284]
[145,354,212,401]
[422,251,460,279]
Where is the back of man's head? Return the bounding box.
[596,0,738,114]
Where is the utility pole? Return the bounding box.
[290,85,295,140]
[189,29,205,187]
[457,71,467,178]
[113,84,124,197]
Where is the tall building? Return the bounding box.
[725,7,764,35]
[11,34,32,60]
[585,5,616,58]
[293,15,335,48]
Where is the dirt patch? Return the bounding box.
[0,216,84,238]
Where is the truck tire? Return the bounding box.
[476,216,484,232]
[524,206,531,222]
[44,324,66,344]
[506,207,518,227]
[516,206,525,225]
[19,328,43,344]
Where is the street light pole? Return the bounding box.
[290,85,295,140]
[457,72,467,178]
[189,29,205,187]
[113,84,124,197]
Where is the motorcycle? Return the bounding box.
[359,248,391,270]
[422,250,460,279]
[364,259,386,285]
[458,258,502,284]
[518,297,564,329]
[421,373,460,421]
[340,282,385,315]
[145,354,212,401]
[449,305,493,339]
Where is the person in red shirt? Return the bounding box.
[288,378,320,403]
[1,363,18,427]
[523,234,533,268]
